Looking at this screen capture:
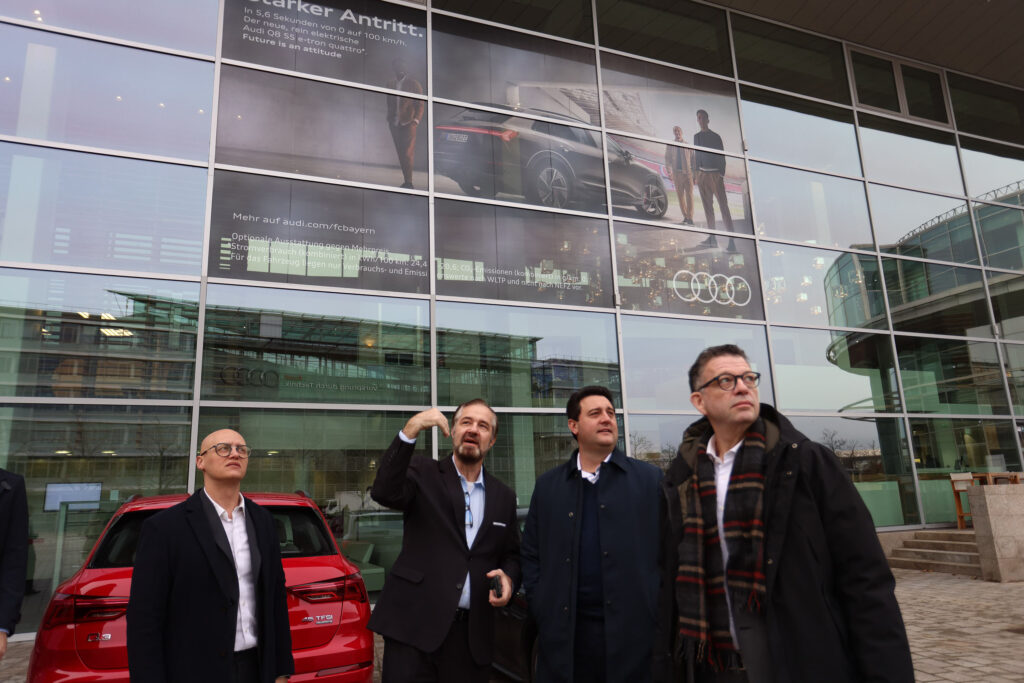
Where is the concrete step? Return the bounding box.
[914,530,976,543]
[891,547,980,565]
[888,556,982,576]
[904,539,979,553]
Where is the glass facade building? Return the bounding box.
[2,0,1023,633]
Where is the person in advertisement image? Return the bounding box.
[655,345,913,683]
[368,401,521,683]
[522,386,663,683]
[127,429,294,683]
[386,57,425,189]
[665,126,695,226]
[691,110,737,253]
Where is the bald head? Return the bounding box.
[200,428,245,455]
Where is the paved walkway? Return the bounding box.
[2,568,1023,682]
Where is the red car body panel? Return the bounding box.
[27,493,373,683]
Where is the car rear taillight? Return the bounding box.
[290,574,367,604]
[40,593,129,628]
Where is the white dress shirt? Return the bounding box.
[706,436,743,647]
[576,451,613,483]
[204,489,259,651]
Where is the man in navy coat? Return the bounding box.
[127,429,293,683]
[368,399,521,683]
[522,386,663,683]
[0,467,28,662]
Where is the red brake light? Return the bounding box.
[40,594,128,628]
[290,574,367,604]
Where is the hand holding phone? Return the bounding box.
[489,575,503,599]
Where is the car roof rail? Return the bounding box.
[124,494,142,503]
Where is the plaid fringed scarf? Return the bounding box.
[675,419,768,670]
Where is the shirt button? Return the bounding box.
[568,511,574,518]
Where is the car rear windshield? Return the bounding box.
[91,504,336,568]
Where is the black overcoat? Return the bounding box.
[127,490,294,683]
[522,448,663,683]
[657,405,914,683]
[0,468,28,634]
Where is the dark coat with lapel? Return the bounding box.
[521,448,663,683]
[367,435,521,665]
[0,468,28,634]
[127,490,294,683]
[657,405,913,683]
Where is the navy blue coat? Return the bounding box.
[0,468,28,634]
[522,449,663,683]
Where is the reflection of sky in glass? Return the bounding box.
[867,184,966,246]
[436,302,617,363]
[4,0,219,54]
[960,146,1024,201]
[0,268,198,315]
[770,327,895,412]
[740,98,860,175]
[859,124,963,196]
[0,24,214,159]
[207,284,428,328]
[788,415,903,455]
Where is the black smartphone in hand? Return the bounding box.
[489,575,503,599]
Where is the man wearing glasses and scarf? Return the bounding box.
[656,345,912,683]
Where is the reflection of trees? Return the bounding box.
[821,429,882,481]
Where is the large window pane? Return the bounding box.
[960,138,1024,205]
[209,171,428,293]
[0,269,198,399]
[910,418,1021,524]
[202,285,428,404]
[432,14,597,125]
[0,142,206,274]
[0,403,191,632]
[222,0,426,89]
[760,244,885,329]
[788,415,918,526]
[607,133,750,230]
[600,52,741,152]
[1,0,218,54]
[988,272,1024,341]
[433,103,607,213]
[436,302,620,409]
[434,200,612,307]
[896,336,1008,415]
[434,0,593,43]
[615,223,763,319]
[867,184,977,264]
[883,259,991,337]
[770,327,899,412]
[732,15,849,104]
[595,0,731,77]
[750,162,872,249]
[0,24,213,159]
[974,201,1024,271]
[621,317,772,411]
[901,66,947,124]
[740,87,861,176]
[774,329,897,413]
[858,115,963,196]
[948,72,1024,146]
[216,66,426,190]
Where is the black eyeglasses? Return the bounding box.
[199,443,251,459]
[696,371,761,392]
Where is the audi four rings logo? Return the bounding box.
[671,270,752,306]
[219,367,280,388]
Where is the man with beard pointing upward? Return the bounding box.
[368,400,521,683]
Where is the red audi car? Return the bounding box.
[27,492,373,682]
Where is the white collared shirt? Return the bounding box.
[204,489,259,651]
[706,436,743,647]
[455,461,486,609]
[576,452,613,483]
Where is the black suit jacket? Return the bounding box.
[127,490,294,683]
[367,435,521,665]
[0,468,28,634]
